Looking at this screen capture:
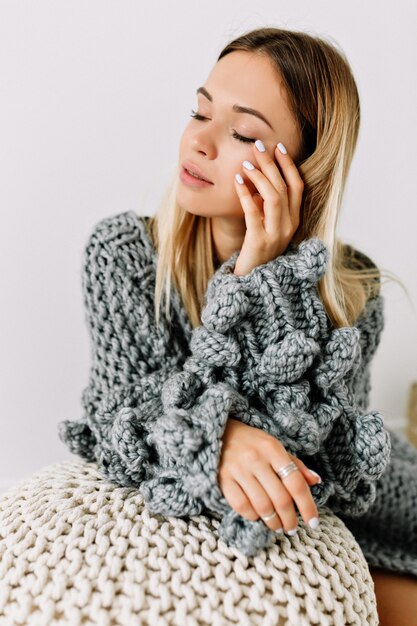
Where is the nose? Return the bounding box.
[190,129,216,159]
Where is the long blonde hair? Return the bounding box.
[148,26,407,330]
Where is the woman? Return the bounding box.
[59,27,417,624]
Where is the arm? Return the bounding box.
[58,212,254,520]
[58,212,201,485]
[138,227,390,521]
[58,212,391,556]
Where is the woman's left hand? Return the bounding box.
[233,140,305,276]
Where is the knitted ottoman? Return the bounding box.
[0,459,378,626]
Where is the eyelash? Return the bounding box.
[189,109,256,143]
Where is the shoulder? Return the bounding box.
[82,212,156,291]
[84,211,155,261]
[342,243,381,299]
[342,243,378,271]
[86,211,152,248]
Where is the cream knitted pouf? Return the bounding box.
[0,459,378,626]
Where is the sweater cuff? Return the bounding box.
[201,237,330,335]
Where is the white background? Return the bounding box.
[1,0,416,493]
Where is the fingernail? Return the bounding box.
[235,173,244,184]
[274,527,284,534]
[310,470,322,483]
[287,527,298,536]
[277,142,287,154]
[242,160,255,170]
[255,139,266,152]
[308,517,320,530]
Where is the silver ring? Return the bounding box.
[277,461,299,480]
[261,511,277,522]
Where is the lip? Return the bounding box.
[180,167,213,188]
[181,161,213,184]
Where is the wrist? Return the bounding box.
[233,263,252,276]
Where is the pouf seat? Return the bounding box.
[0,459,378,626]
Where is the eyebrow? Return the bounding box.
[196,86,274,131]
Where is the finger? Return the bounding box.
[241,160,283,232]
[252,139,289,199]
[252,191,264,217]
[234,174,265,235]
[236,471,288,533]
[274,143,304,229]
[290,455,322,485]
[222,476,267,523]
[270,455,320,531]
[248,464,298,533]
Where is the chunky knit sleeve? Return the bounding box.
[58,213,391,557]
[58,212,193,478]
[138,231,390,552]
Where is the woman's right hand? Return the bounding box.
[218,418,321,534]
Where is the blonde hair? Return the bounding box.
[147,26,408,330]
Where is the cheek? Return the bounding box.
[220,155,259,202]
[230,149,259,183]
[237,167,258,196]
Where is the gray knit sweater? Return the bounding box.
[58,211,417,574]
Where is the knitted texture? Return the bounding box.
[338,426,417,576]
[57,212,414,567]
[0,459,380,626]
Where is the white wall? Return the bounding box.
[1,0,416,493]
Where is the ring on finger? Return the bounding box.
[277,461,299,480]
[261,511,278,522]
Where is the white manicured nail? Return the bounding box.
[277,142,287,154]
[287,527,298,536]
[242,160,255,170]
[235,173,244,184]
[308,517,320,529]
[310,470,322,483]
[255,139,266,152]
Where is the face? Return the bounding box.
[176,50,302,238]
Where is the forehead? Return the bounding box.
[203,51,296,126]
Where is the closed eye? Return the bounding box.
[189,109,256,144]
